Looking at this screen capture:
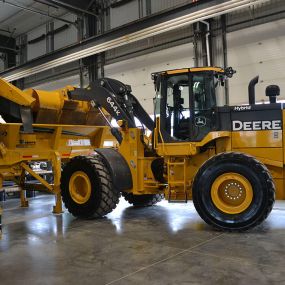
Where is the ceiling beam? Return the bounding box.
[45,0,100,18]
[0,0,269,82]
[32,0,60,10]
[1,0,75,25]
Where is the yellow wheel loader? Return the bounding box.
[0,66,281,232]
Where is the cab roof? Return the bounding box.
[153,67,225,77]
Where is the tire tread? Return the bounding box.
[122,192,164,207]
[61,155,120,218]
[193,152,275,231]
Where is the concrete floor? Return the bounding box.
[1,195,285,285]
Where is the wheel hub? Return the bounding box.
[69,171,92,204]
[225,182,243,200]
[211,173,253,214]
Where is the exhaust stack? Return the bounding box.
[248,76,259,105]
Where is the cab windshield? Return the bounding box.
[163,72,217,141]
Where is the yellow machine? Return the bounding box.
[0,66,282,232]
[0,78,115,224]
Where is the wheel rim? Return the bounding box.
[211,172,253,214]
[69,171,92,204]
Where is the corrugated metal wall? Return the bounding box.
[228,18,285,105]
[27,24,46,60]
[26,13,77,61]
[151,0,192,14]
[110,0,139,28]
[109,0,195,29]
[227,0,284,33]
[24,61,80,89]
[106,25,193,64]
[54,14,78,50]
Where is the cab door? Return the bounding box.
[157,71,217,142]
[191,72,217,141]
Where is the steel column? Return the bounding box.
[221,14,229,105]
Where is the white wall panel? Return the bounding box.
[54,14,77,50]
[105,43,194,113]
[27,24,46,60]
[110,0,139,29]
[228,19,285,105]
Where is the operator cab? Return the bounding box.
[153,67,234,142]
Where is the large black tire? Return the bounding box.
[122,192,164,207]
[61,155,120,218]
[192,152,275,231]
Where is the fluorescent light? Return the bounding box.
[3,0,269,82]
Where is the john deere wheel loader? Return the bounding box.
[0,66,281,232]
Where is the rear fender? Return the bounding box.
[95,148,133,191]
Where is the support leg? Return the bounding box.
[0,206,2,238]
[52,152,63,214]
[0,177,3,237]
[19,169,28,208]
[20,190,29,207]
[53,192,63,214]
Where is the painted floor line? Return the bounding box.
[104,233,225,285]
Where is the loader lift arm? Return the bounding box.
[68,78,154,143]
[0,78,35,133]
